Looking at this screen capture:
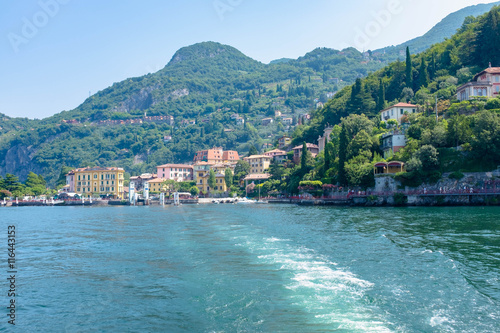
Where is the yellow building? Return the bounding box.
[196,172,228,193]
[244,155,272,174]
[72,167,125,199]
[147,178,167,193]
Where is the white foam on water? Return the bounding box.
[245,236,393,332]
[266,237,289,242]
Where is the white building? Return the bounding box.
[381,132,406,158]
[380,103,418,124]
[317,126,334,152]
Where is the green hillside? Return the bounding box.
[289,5,500,191]
[0,42,381,185]
[375,1,500,59]
[1,3,499,187]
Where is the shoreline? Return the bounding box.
[2,193,500,207]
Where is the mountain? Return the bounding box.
[1,4,499,186]
[375,1,500,58]
[1,42,369,185]
[298,4,500,147]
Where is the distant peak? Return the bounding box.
[168,41,246,65]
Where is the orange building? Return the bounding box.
[193,147,239,164]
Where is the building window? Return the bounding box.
[400,109,404,115]
[94,175,97,179]
[78,175,81,180]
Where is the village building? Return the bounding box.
[292,143,319,164]
[278,136,292,149]
[380,103,418,124]
[146,178,167,193]
[317,126,334,152]
[129,173,157,192]
[262,117,274,126]
[193,147,240,164]
[374,161,405,175]
[68,167,125,199]
[457,64,500,101]
[380,131,407,158]
[156,164,194,182]
[244,155,273,174]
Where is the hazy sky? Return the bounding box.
[1,0,498,119]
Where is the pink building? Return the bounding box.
[156,164,194,182]
[457,65,500,101]
[264,149,286,157]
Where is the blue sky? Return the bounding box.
[1,0,498,119]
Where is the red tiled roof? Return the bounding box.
[473,67,500,80]
[380,103,417,112]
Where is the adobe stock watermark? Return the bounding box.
[350,0,406,50]
[7,0,71,53]
[213,0,244,21]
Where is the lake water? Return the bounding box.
[1,205,499,332]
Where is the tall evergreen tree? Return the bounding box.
[475,9,500,67]
[405,46,413,89]
[417,58,430,90]
[430,52,437,80]
[248,144,258,156]
[208,169,216,192]
[338,126,349,186]
[376,79,385,111]
[324,136,331,172]
[300,142,309,172]
[224,168,233,187]
[347,78,373,114]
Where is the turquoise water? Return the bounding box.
[1,205,499,332]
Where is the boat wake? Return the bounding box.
[235,236,393,332]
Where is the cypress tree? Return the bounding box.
[430,52,436,80]
[418,57,430,90]
[324,136,330,171]
[405,46,413,89]
[338,126,348,186]
[377,79,385,111]
[300,141,309,172]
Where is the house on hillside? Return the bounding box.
[457,64,500,101]
[244,155,273,174]
[380,131,407,158]
[292,143,319,164]
[318,126,334,152]
[278,136,292,149]
[262,118,274,126]
[380,103,418,124]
